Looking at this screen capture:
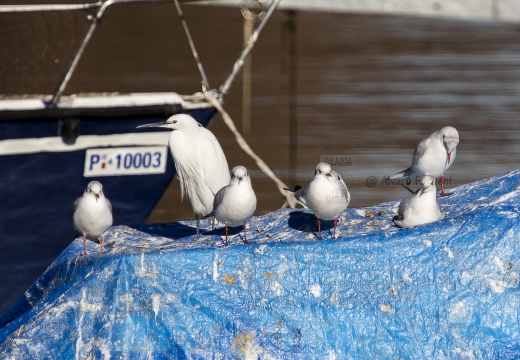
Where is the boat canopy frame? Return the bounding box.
[0,0,282,108]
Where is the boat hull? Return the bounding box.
[0,98,215,312]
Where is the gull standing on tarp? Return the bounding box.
[388,126,459,196]
[138,114,230,234]
[213,166,257,246]
[73,181,113,256]
[394,175,444,228]
[287,162,350,240]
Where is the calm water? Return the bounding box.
[1,3,520,312]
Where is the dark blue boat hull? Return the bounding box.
[0,106,216,313]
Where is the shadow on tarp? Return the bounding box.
[288,210,335,236]
[131,220,198,239]
[134,220,253,244]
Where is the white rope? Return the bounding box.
[205,94,296,208]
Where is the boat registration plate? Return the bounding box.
[84,146,168,177]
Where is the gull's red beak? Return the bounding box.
[447,152,452,163]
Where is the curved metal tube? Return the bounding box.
[43,0,171,106]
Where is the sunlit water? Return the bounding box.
[145,7,520,222]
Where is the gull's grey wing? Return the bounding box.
[334,171,351,206]
[388,167,413,180]
[293,184,309,205]
[397,193,414,221]
[342,187,351,206]
[389,136,430,180]
[393,219,406,228]
[213,185,228,211]
[284,185,308,208]
[73,196,81,212]
[411,137,430,166]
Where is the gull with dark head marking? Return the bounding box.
[138,114,230,234]
[213,166,257,245]
[288,162,350,240]
[394,175,444,228]
[73,181,113,256]
[388,126,459,196]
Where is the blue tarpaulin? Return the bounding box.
[0,169,519,359]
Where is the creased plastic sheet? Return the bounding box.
[0,169,519,359]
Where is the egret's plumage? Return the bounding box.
[394,175,444,228]
[73,181,113,255]
[213,166,257,245]
[389,126,459,196]
[138,114,230,233]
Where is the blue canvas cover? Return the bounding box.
[0,169,519,359]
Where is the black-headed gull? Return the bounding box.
[394,175,444,228]
[289,162,332,208]
[389,126,459,196]
[290,162,350,240]
[73,181,113,255]
[138,114,230,234]
[213,166,257,245]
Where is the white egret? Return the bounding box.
[138,114,230,233]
